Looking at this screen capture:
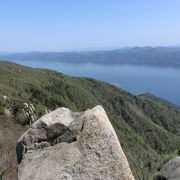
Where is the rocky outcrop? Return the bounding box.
[1,95,12,117]
[156,157,180,180]
[16,105,134,180]
[22,103,36,125]
[21,103,37,125]
[1,96,37,124]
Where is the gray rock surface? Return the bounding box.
[16,105,135,180]
[157,157,180,180]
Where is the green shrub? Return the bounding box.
[15,112,29,125]
[0,106,4,115]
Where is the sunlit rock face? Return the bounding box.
[16,105,135,180]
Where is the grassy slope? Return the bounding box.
[0,61,179,179]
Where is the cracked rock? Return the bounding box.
[16,105,134,180]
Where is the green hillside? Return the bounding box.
[0,61,179,179]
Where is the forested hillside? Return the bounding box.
[0,61,179,179]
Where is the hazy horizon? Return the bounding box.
[1,0,180,51]
[1,45,180,54]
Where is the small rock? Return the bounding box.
[157,157,180,180]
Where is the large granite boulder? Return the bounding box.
[16,105,134,180]
[156,157,180,180]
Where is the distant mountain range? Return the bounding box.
[0,47,180,67]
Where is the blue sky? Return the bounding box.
[0,0,180,51]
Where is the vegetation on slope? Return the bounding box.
[0,61,179,179]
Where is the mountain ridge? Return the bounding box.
[1,47,180,67]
